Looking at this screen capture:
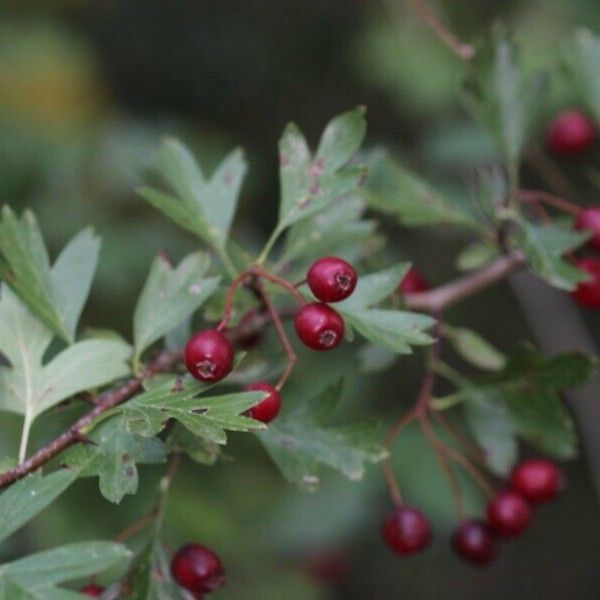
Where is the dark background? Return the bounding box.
[0,1,599,598]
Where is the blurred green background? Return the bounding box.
[1,1,600,598]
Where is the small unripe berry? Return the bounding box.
[171,544,225,595]
[185,330,234,382]
[572,258,600,308]
[452,520,496,565]
[547,110,598,156]
[382,506,432,555]
[575,207,600,250]
[294,303,344,351]
[245,382,281,423]
[510,459,563,504]
[486,490,532,538]
[79,585,105,597]
[399,267,429,295]
[307,256,357,302]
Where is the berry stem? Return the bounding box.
[114,508,159,543]
[517,189,581,216]
[431,411,488,468]
[252,266,307,306]
[255,282,297,390]
[385,0,475,61]
[217,271,255,332]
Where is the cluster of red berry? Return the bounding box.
[183,256,357,424]
[80,543,225,598]
[544,109,600,308]
[383,458,562,565]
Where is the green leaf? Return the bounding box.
[336,263,409,310]
[0,542,131,597]
[281,195,376,265]
[133,252,220,360]
[122,375,266,444]
[0,471,76,545]
[128,542,181,600]
[464,25,549,178]
[0,286,132,459]
[139,140,246,272]
[362,151,481,229]
[456,242,499,271]
[564,28,600,122]
[259,382,387,491]
[166,424,220,465]
[445,347,594,459]
[277,108,367,231]
[445,326,507,371]
[0,209,100,343]
[463,393,517,476]
[340,308,434,353]
[63,414,166,504]
[515,220,590,290]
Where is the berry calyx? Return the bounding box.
[571,258,600,308]
[486,490,532,538]
[185,330,234,382]
[399,267,429,295]
[546,109,598,156]
[170,543,225,595]
[80,585,105,597]
[245,382,282,423]
[307,256,357,303]
[382,506,432,555]
[575,207,600,250]
[294,303,345,351]
[452,520,496,565]
[510,459,563,504]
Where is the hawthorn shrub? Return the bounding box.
[0,21,599,599]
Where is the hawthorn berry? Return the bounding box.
[399,267,429,295]
[510,459,563,504]
[307,256,357,303]
[452,520,496,565]
[546,109,598,156]
[79,585,104,597]
[486,490,532,538]
[294,302,345,351]
[245,381,281,423]
[575,207,600,250]
[306,550,349,586]
[171,544,225,596]
[185,330,234,382]
[571,258,600,308]
[382,506,432,555]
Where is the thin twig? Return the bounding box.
[517,189,581,217]
[431,411,487,468]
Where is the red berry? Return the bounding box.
[575,207,600,250]
[399,267,429,295]
[170,544,225,595]
[452,520,496,565]
[294,303,345,351]
[486,490,532,538]
[572,258,600,308]
[547,109,598,156]
[510,459,563,504]
[185,330,234,382]
[307,256,357,302]
[79,585,104,597]
[245,382,282,423]
[306,550,349,586]
[382,506,432,555]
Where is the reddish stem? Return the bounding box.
[517,189,581,217]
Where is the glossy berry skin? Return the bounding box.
[171,544,225,595]
[294,303,345,351]
[185,330,234,382]
[80,585,104,597]
[510,459,563,504]
[382,506,432,555]
[575,207,600,250]
[399,267,429,295]
[307,256,357,303]
[571,258,600,309]
[486,490,532,538]
[245,382,281,423]
[547,110,598,156]
[452,520,496,565]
